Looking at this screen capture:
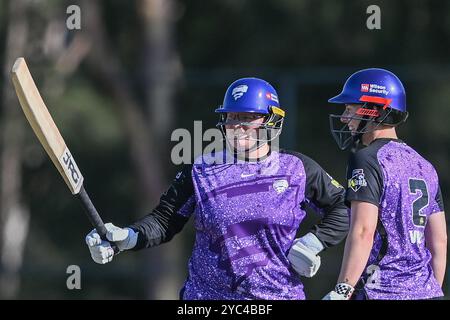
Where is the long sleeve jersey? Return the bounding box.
[129,149,349,300]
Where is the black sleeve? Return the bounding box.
[435,185,445,212]
[345,150,383,208]
[299,154,349,248]
[128,164,195,250]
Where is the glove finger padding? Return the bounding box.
[288,240,321,277]
[85,229,102,247]
[89,240,115,264]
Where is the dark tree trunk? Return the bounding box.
[0,0,30,299]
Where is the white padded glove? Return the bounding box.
[85,223,138,264]
[288,232,324,277]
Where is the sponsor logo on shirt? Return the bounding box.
[327,173,344,189]
[232,85,249,100]
[241,173,255,178]
[273,179,289,194]
[348,169,367,192]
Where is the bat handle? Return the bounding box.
[78,185,120,255]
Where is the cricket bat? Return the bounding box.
[11,57,119,254]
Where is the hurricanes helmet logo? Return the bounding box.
[232,85,248,100]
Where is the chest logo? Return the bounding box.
[273,179,289,194]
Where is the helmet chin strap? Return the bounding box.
[347,109,381,150]
[349,121,366,151]
[355,105,396,146]
[337,128,362,151]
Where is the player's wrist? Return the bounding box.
[334,282,355,299]
[104,223,138,251]
[123,227,138,250]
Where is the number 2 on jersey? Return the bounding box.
[408,179,428,227]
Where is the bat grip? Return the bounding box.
[78,185,120,255]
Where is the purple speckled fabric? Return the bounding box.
[363,141,443,300]
[180,151,308,300]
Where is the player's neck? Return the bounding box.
[363,126,398,145]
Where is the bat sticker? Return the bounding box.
[60,147,84,193]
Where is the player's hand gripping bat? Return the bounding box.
[11,57,119,254]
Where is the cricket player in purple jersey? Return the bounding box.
[84,77,349,300]
[324,68,447,300]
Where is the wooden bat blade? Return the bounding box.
[10,58,120,254]
[11,57,84,194]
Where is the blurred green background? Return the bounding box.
[0,0,448,299]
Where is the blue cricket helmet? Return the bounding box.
[328,68,406,112]
[216,77,285,154]
[328,68,409,151]
[215,77,281,114]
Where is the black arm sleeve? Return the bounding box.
[435,185,445,212]
[345,149,383,208]
[299,153,349,248]
[128,164,195,250]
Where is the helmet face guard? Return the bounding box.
[216,107,285,154]
[329,104,390,150]
[329,103,408,150]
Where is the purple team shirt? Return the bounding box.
[180,151,308,300]
[348,139,444,300]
